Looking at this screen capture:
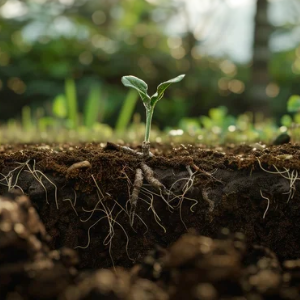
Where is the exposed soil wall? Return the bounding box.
[1,142,300,299]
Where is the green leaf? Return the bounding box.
[53,94,67,118]
[151,74,185,106]
[280,114,292,127]
[294,112,300,124]
[121,76,150,106]
[287,95,300,113]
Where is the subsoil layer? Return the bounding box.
[1,142,300,299]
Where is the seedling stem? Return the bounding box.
[121,74,185,157]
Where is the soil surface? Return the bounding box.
[1,142,300,299]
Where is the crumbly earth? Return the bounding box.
[1,142,300,299]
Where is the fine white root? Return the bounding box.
[0,159,59,208]
[140,187,167,233]
[167,165,198,229]
[75,214,107,250]
[34,169,59,209]
[201,188,215,212]
[120,166,134,200]
[27,159,58,208]
[103,204,133,263]
[142,184,174,210]
[0,160,29,193]
[257,158,300,203]
[122,199,148,234]
[62,189,78,216]
[281,168,298,202]
[76,175,133,268]
[260,190,270,219]
[129,168,143,227]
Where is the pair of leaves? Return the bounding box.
[121,74,185,109]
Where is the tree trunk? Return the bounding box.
[248,0,272,118]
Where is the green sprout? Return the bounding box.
[121,74,185,156]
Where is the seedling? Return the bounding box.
[121,74,185,157]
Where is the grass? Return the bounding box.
[0,108,295,145]
[1,80,300,145]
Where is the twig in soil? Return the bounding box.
[106,142,154,157]
[260,190,270,219]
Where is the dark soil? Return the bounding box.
[1,142,300,299]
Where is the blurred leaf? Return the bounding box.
[53,94,67,118]
[116,89,138,133]
[209,106,228,121]
[280,114,292,127]
[38,117,55,131]
[84,85,102,128]
[294,112,300,124]
[65,79,79,129]
[22,106,32,132]
[178,118,201,135]
[287,95,300,113]
[200,115,213,129]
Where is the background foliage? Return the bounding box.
[1,0,300,136]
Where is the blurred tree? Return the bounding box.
[247,0,272,118]
[0,0,299,128]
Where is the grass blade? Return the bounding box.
[84,85,102,128]
[65,79,78,129]
[116,89,138,133]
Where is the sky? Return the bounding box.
[169,0,300,63]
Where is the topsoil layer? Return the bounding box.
[1,142,300,299]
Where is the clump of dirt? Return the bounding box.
[2,194,300,299]
[0,194,78,299]
[1,142,300,299]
